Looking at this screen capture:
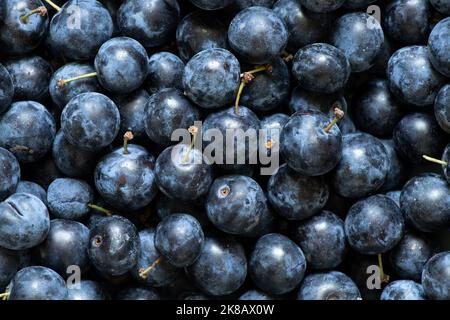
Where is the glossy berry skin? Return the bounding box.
[47,178,94,220]
[297,271,361,300]
[331,12,384,72]
[35,219,90,276]
[155,144,213,202]
[61,92,120,151]
[95,145,157,211]
[207,175,270,235]
[291,211,346,269]
[9,266,67,300]
[332,133,389,198]
[4,55,52,101]
[187,236,247,296]
[443,144,450,184]
[428,18,450,78]
[289,86,347,116]
[343,0,378,9]
[241,58,290,112]
[345,195,404,255]
[273,0,331,51]
[52,130,98,178]
[430,0,450,14]
[250,233,306,295]
[268,164,329,220]
[383,0,431,45]
[239,290,274,300]
[145,52,185,93]
[88,215,140,276]
[400,173,450,233]
[49,0,113,61]
[261,113,289,141]
[0,0,49,55]
[299,0,345,12]
[381,280,426,300]
[0,193,49,250]
[95,37,149,94]
[145,89,200,146]
[435,85,450,134]
[0,101,56,163]
[155,214,204,267]
[117,0,180,48]
[389,231,434,281]
[0,247,26,288]
[176,11,228,62]
[15,181,46,204]
[281,110,343,176]
[236,0,276,8]
[0,147,20,201]
[131,229,180,287]
[190,0,233,10]
[67,280,108,300]
[293,43,350,94]
[0,63,14,114]
[379,139,407,192]
[155,194,208,228]
[183,48,240,109]
[393,113,446,164]
[422,251,450,300]
[386,190,401,207]
[116,287,161,300]
[228,6,288,64]
[353,79,402,137]
[49,63,102,109]
[202,106,260,172]
[387,46,445,107]
[113,89,149,140]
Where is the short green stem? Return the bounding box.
[57,72,98,88]
[20,6,47,24]
[423,155,448,166]
[88,204,112,216]
[43,0,61,11]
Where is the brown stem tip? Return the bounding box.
[323,107,345,133]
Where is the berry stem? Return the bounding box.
[323,106,345,133]
[88,204,112,216]
[423,155,448,166]
[123,131,134,155]
[43,0,61,11]
[235,64,272,115]
[20,6,47,24]
[0,292,9,300]
[378,254,390,284]
[57,72,98,88]
[281,50,294,62]
[183,126,198,163]
[139,257,163,279]
[234,80,247,116]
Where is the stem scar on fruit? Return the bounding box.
[219,186,230,198]
[93,236,102,247]
[265,139,275,150]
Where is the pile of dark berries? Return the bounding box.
[0,0,450,301]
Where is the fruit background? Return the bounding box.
[0,0,450,301]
